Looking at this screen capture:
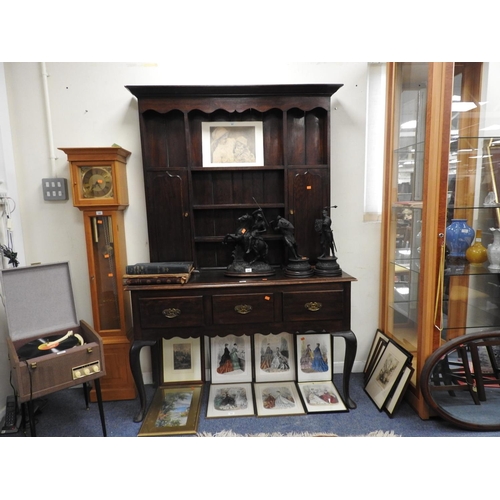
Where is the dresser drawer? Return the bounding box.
[213,293,275,325]
[283,290,344,322]
[138,296,204,328]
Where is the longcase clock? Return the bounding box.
[60,146,136,401]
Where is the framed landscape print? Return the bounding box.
[206,383,255,418]
[210,335,252,384]
[162,337,202,384]
[254,332,295,382]
[364,329,390,382]
[138,385,203,437]
[365,340,412,410]
[202,121,264,167]
[296,333,332,382]
[298,381,348,413]
[384,364,414,417]
[254,381,305,417]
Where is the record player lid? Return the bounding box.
[0,262,79,342]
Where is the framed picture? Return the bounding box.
[206,383,255,418]
[254,381,305,417]
[384,364,414,417]
[210,335,252,384]
[364,339,387,384]
[254,332,295,382]
[138,385,203,437]
[162,337,202,384]
[365,340,412,410]
[297,380,348,413]
[296,333,332,382]
[202,121,264,167]
[364,329,390,381]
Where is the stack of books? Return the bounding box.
[123,261,194,286]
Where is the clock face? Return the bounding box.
[80,166,113,199]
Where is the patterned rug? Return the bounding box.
[197,429,399,437]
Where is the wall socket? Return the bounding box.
[42,178,69,201]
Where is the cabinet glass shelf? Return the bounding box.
[444,262,500,276]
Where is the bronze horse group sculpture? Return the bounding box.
[222,212,269,265]
[222,206,341,277]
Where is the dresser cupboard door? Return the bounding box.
[144,170,193,263]
[288,169,330,263]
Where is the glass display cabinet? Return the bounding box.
[380,62,500,420]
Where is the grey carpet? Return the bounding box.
[2,373,500,437]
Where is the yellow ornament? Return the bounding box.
[466,229,488,264]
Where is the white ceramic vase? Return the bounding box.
[487,228,500,270]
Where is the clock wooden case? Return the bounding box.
[61,146,130,209]
[60,146,136,401]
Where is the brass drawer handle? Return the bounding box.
[235,304,252,315]
[163,308,181,319]
[305,301,322,312]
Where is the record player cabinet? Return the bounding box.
[2,263,106,402]
[1,262,107,435]
[125,85,358,422]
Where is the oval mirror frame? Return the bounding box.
[421,331,500,431]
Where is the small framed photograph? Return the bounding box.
[202,121,264,167]
[210,335,252,384]
[296,333,332,382]
[384,364,414,417]
[206,383,255,418]
[364,329,390,382]
[254,332,295,382]
[365,340,412,410]
[138,385,203,437]
[162,337,202,384]
[254,381,305,417]
[298,381,348,413]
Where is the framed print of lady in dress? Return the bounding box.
[253,381,305,417]
[210,335,252,384]
[254,332,295,382]
[297,380,347,413]
[296,333,332,382]
[206,383,255,418]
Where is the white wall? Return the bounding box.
[0,62,382,416]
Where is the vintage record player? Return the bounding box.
[1,262,106,403]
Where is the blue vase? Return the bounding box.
[446,219,475,258]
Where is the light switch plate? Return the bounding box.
[42,178,69,201]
